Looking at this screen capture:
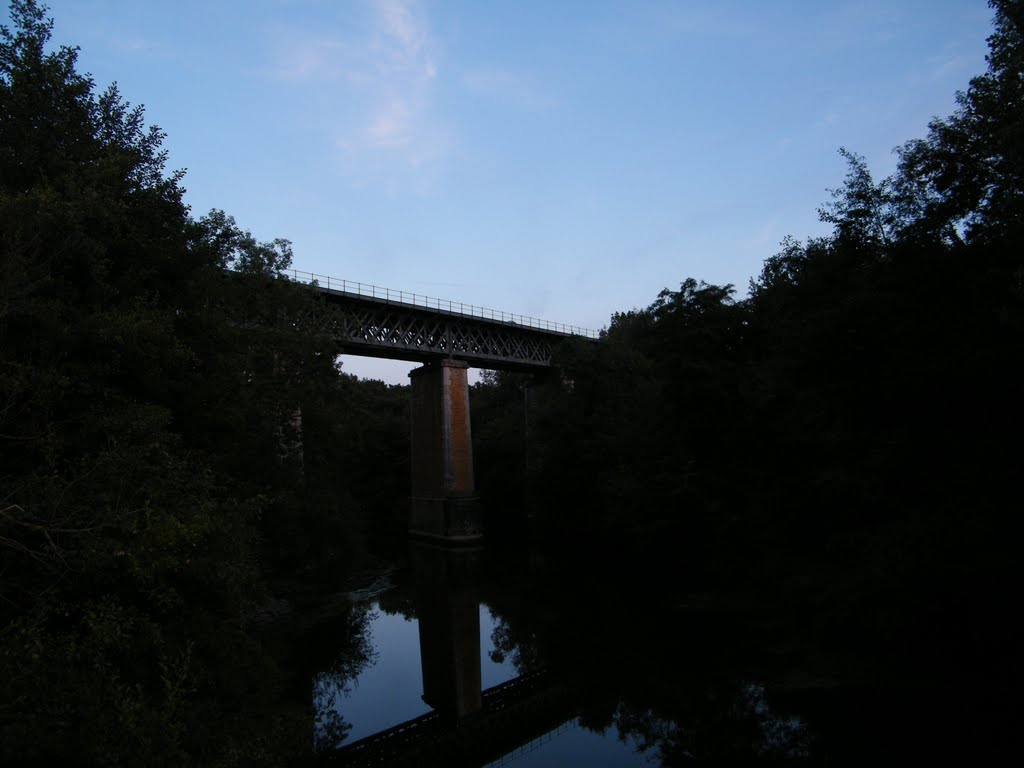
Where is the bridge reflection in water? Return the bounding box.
[322,544,574,767]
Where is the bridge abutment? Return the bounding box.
[409,359,482,543]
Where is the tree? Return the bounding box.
[893,0,1024,244]
[0,3,307,762]
[197,208,294,277]
[819,148,897,251]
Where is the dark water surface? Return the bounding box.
[303,542,813,766]
[297,539,1014,766]
[314,599,649,765]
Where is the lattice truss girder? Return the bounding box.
[319,302,556,366]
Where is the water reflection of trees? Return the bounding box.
[311,605,377,752]
[482,548,812,763]
[488,611,541,672]
[614,682,810,764]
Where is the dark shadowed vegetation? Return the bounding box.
[1,2,407,763]
[472,0,1023,719]
[2,0,1022,764]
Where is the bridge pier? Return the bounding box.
[409,359,482,543]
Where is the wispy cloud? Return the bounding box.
[366,99,414,148]
[373,0,436,78]
[461,69,554,109]
[269,0,436,83]
[114,36,177,60]
[923,52,975,83]
[120,38,161,54]
[266,0,447,187]
[270,37,352,82]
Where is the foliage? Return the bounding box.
[0,2,403,763]
[3,0,1023,761]
[471,0,1024,685]
[892,0,1024,244]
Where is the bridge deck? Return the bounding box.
[320,286,593,340]
[289,270,598,370]
[288,269,598,339]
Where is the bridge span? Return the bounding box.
[286,269,599,372]
[286,269,599,543]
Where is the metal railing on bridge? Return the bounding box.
[284,268,600,339]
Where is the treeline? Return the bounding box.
[0,2,407,764]
[475,0,1023,687]
[4,0,1022,761]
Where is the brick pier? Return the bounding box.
[409,360,481,542]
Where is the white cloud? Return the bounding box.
[366,99,413,147]
[271,37,352,81]
[461,68,554,109]
[373,0,436,78]
[266,0,446,183]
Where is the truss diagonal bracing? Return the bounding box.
[317,287,585,370]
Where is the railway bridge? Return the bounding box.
[287,270,599,543]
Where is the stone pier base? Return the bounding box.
[409,360,481,543]
[409,496,482,543]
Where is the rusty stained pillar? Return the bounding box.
[409,359,482,542]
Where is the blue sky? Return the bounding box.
[34,0,993,382]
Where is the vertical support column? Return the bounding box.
[409,359,481,542]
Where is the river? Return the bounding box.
[298,540,822,765]
[278,533,1014,766]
